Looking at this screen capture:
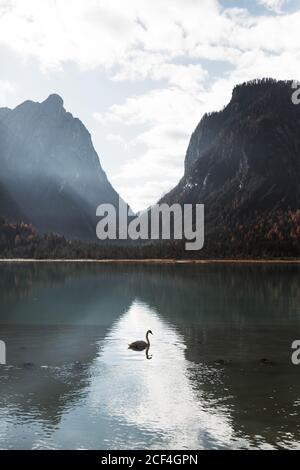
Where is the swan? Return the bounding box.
[128,330,153,351]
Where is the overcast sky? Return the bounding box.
[0,0,299,211]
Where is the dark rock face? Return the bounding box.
[0,94,122,241]
[161,79,300,237]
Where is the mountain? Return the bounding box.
[0,94,123,241]
[161,79,300,256]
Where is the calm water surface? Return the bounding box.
[0,262,299,449]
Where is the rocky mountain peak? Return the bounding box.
[161,79,300,253]
[0,94,124,241]
[43,93,64,108]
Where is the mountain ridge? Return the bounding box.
[160,78,300,256]
[0,93,124,241]
[162,79,300,213]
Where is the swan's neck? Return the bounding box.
[146,332,150,345]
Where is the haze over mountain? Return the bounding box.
[0,94,123,241]
[161,79,300,254]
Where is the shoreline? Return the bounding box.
[0,258,299,264]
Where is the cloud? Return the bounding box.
[113,54,208,93]
[95,85,210,210]
[0,1,299,72]
[257,0,288,12]
[0,80,15,105]
[0,0,141,70]
[0,0,237,71]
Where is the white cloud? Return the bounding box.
[0,0,236,71]
[95,85,209,210]
[0,1,299,73]
[257,0,288,12]
[113,54,208,93]
[0,0,140,70]
[0,80,15,105]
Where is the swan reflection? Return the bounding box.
[145,346,152,360]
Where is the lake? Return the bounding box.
[0,262,299,450]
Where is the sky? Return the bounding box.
[0,0,300,212]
